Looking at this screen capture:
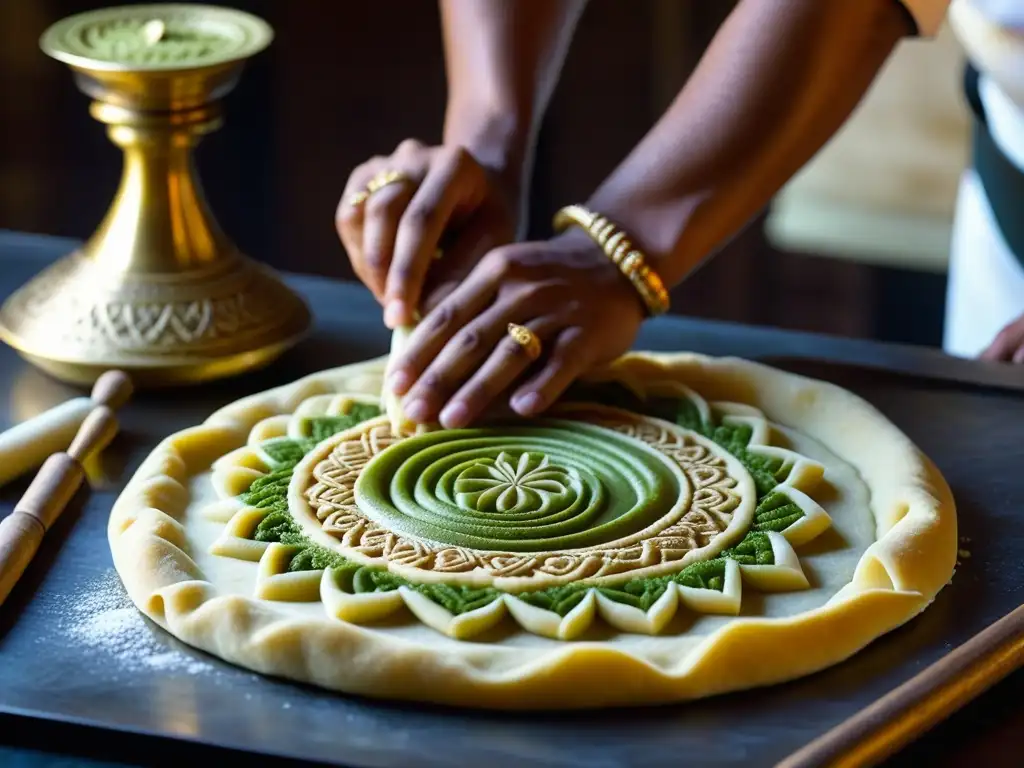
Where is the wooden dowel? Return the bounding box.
[777,603,1024,768]
[0,399,125,609]
[67,406,118,466]
[89,370,133,411]
[0,513,45,609]
[0,370,133,489]
[0,398,93,489]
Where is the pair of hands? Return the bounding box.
[336,140,644,429]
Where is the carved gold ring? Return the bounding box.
[507,323,542,361]
[349,169,412,207]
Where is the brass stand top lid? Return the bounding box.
[39,3,273,72]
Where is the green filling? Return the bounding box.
[307,405,381,441]
[243,406,384,548]
[565,381,790,496]
[354,421,687,551]
[237,386,807,618]
[66,18,241,67]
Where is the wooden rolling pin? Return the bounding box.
[0,373,131,609]
[0,371,133,489]
[777,601,1024,768]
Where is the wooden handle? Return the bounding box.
[89,369,133,410]
[777,603,1024,768]
[0,512,45,608]
[13,452,86,531]
[0,454,83,610]
[0,369,130,491]
[67,406,118,464]
[0,399,122,611]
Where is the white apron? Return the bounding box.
[943,1,1024,357]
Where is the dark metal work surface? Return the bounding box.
[0,231,1022,768]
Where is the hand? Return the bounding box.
[980,313,1024,364]
[385,230,647,429]
[335,139,519,329]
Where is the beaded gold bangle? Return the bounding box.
[552,204,670,316]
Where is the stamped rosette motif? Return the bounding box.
[204,379,833,641]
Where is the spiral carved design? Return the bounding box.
[301,409,756,587]
[355,423,687,552]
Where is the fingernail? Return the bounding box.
[511,392,543,415]
[403,398,429,423]
[388,369,412,395]
[384,300,408,329]
[440,401,470,429]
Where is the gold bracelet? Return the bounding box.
[552,204,670,316]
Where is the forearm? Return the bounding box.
[585,0,915,288]
[440,0,587,217]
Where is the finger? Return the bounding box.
[393,137,426,155]
[385,250,509,400]
[509,326,593,416]
[360,177,418,301]
[1013,344,1024,365]
[336,159,389,294]
[336,157,385,249]
[385,147,486,329]
[980,338,1010,362]
[439,318,561,429]
[420,214,506,315]
[980,322,1024,362]
[401,299,546,427]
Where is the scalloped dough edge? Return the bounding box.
[207,396,824,640]
[107,351,957,710]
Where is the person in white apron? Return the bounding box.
[940,0,1024,362]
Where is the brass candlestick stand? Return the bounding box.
[0,4,312,387]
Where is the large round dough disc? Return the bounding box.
[107,352,957,710]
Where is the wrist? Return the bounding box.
[444,101,535,230]
[581,183,695,290]
[552,204,672,317]
[548,226,649,324]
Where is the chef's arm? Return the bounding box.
[439,0,588,212]
[582,0,916,287]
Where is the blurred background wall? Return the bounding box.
[0,0,969,347]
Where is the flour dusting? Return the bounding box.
[56,568,215,676]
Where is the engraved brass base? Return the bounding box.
[0,251,311,388]
[0,4,311,388]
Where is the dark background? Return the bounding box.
[0,0,949,346]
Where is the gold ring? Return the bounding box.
[507,323,542,361]
[349,169,411,207]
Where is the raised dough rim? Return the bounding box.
[106,351,958,710]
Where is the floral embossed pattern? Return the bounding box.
[455,452,576,515]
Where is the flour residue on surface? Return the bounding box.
[53,567,216,676]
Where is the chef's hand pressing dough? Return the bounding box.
[384,230,646,431]
[336,139,520,331]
